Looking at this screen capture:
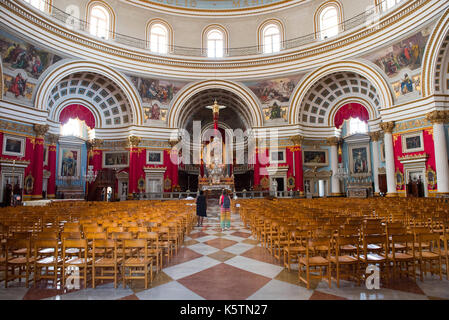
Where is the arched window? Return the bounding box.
[380,0,404,11]
[150,24,168,54]
[207,29,224,58]
[263,24,281,54]
[348,117,368,135]
[24,0,47,12]
[89,5,110,39]
[320,6,339,39]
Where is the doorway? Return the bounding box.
[147,178,163,193]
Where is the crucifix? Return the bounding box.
[206,99,226,132]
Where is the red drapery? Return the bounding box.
[59,104,96,129]
[334,103,369,129]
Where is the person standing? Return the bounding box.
[219,189,231,231]
[196,190,207,227]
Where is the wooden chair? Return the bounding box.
[92,239,120,289]
[330,235,360,287]
[122,239,153,289]
[5,238,34,288]
[298,237,331,290]
[62,239,91,289]
[359,234,390,284]
[441,233,449,280]
[138,232,162,273]
[283,228,306,271]
[34,239,60,287]
[417,233,443,281]
[388,234,416,281]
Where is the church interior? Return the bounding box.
[0,0,448,302]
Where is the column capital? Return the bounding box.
[326,136,340,146]
[47,133,59,145]
[87,138,103,150]
[168,138,180,148]
[380,121,395,133]
[127,135,141,148]
[290,135,304,146]
[33,124,49,138]
[368,131,383,141]
[426,110,449,124]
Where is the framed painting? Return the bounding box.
[269,149,286,163]
[302,149,328,167]
[103,151,129,168]
[59,147,80,178]
[2,135,25,157]
[349,144,371,175]
[146,150,164,165]
[401,131,424,153]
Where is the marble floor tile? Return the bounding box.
[248,279,314,300]
[240,246,283,266]
[163,256,221,280]
[222,242,254,255]
[188,243,220,256]
[207,250,236,262]
[177,263,271,300]
[224,256,284,279]
[203,238,238,250]
[135,281,204,300]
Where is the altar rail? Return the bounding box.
[132,190,302,200]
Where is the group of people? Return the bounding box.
[196,189,232,231]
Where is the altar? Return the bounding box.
[198,175,235,192]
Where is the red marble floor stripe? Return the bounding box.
[178,263,271,300]
[164,247,203,268]
[240,246,282,266]
[309,290,348,300]
[118,294,140,300]
[230,231,251,238]
[203,238,238,250]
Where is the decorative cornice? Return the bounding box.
[398,153,429,162]
[426,110,449,124]
[0,119,34,135]
[87,138,104,150]
[380,121,395,134]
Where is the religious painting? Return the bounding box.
[363,29,430,78]
[426,166,436,190]
[0,30,62,80]
[59,148,80,178]
[130,75,186,104]
[143,104,167,122]
[302,149,328,167]
[262,102,288,121]
[395,169,404,188]
[147,150,164,165]
[269,149,286,163]
[392,74,421,98]
[3,72,35,101]
[244,76,301,104]
[24,174,34,194]
[349,145,371,175]
[2,135,25,157]
[401,131,424,153]
[103,151,129,168]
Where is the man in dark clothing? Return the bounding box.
[196,190,207,227]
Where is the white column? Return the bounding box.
[380,122,397,196]
[428,111,449,194]
[369,132,381,194]
[327,137,341,195]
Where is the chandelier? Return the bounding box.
[85,165,98,183]
[334,163,349,181]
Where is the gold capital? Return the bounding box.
[33,124,49,138]
[87,138,103,150]
[127,135,141,148]
[290,135,304,146]
[368,131,382,141]
[326,136,340,146]
[47,133,59,145]
[380,121,395,133]
[426,110,449,124]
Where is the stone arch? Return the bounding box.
[289,60,393,125]
[167,79,263,129]
[34,60,143,126]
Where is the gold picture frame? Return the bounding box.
[426,166,436,190]
[395,169,404,188]
[287,176,295,189]
[164,177,172,190]
[260,176,269,189]
[137,177,145,192]
[24,173,34,194]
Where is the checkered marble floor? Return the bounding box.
[1,206,448,300]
